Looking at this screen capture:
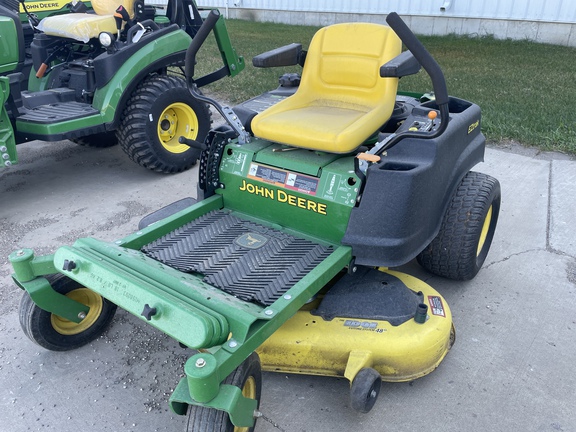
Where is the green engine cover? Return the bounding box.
[218,139,362,244]
[0,17,20,74]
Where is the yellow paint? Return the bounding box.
[35,0,136,42]
[50,288,103,335]
[468,119,480,134]
[477,205,493,256]
[157,102,199,154]
[234,376,257,432]
[257,269,453,383]
[343,350,373,384]
[251,23,401,153]
[19,0,70,13]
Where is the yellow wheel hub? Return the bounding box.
[477,205,493,256]
[51,288,103,335]
[234,376,257,432]
[157,102,199,154]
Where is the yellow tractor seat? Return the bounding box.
[251,22,402,154]
[36,0,135,43]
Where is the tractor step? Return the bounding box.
[18,101,98,124]
[142,210,334,306]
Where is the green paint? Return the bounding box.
[0,77,17,166]
[0,17,20,73]
[212,14,245,78]
[9,130,359,426]
[218,139,360,243]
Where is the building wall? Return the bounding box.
[198,0,576,47]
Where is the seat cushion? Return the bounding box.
[37,13,118,43]
[252,102,378,153]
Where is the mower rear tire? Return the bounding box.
[117,74,211,173]
[19,274,117,351]
[186,352,262,432]
[417,171,501,281]
[350,367,382,413]
[71,132,118,148]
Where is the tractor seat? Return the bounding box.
[250,23,402,154]
[36,0,135,43]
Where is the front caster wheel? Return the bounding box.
[350,367,382,413]
[186,352,262,432]
[19,274,117,351]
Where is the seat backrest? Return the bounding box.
[92,0,135,16]
[299,22,401,112]
[250,22,402,153]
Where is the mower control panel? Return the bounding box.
[406,109,440,133]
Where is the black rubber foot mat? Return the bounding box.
[142,210,333,306]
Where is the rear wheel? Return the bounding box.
[186,353,262,432]
[417,171,501,281]
[117,74,211,173]
[19,274,117,351]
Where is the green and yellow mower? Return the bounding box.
[0,0,243,172]
[10,11,500,431]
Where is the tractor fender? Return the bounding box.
[0,4,25,74]
[342,97,485,267]
[91,26,192,129]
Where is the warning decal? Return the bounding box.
[428,296,446,317]
[247,163,319,195]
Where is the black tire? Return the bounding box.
[71,131,118,148]
[186,352,262,432]
[417,171,501,281]
[19,274,117,351]
[350,367,382,413]
[117,74,211,173]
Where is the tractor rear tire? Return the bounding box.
[417,171,501,281]
[19,274,117,351]
[117,74,211,173]
[186,352,262,432]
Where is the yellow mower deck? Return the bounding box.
[258,269,454,383]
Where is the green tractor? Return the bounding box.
[0,0,244,172]
[10,11,501,431]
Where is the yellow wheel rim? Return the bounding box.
[234,376,257,432]
[157,102,199,154]
[476,205,493,256]
[51,288,103,335]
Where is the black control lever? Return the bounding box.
[360,12,450,162]
[385,12,449,108]
[183,9,251,144]
[178,136,207,151]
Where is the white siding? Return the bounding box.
[199,0,576,23]
[198,0,576,46]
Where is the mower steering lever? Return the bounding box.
[386,12,449,108]
[358,13,451,159]
[183,8,250,144]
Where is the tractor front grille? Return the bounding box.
[142,210,332,306]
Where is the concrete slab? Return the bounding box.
[473,147,550,266]
[1,139,575,432]
[550,160,576,256]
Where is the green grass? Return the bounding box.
[196,19,576,155]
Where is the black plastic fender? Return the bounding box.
[342,97,485,267]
